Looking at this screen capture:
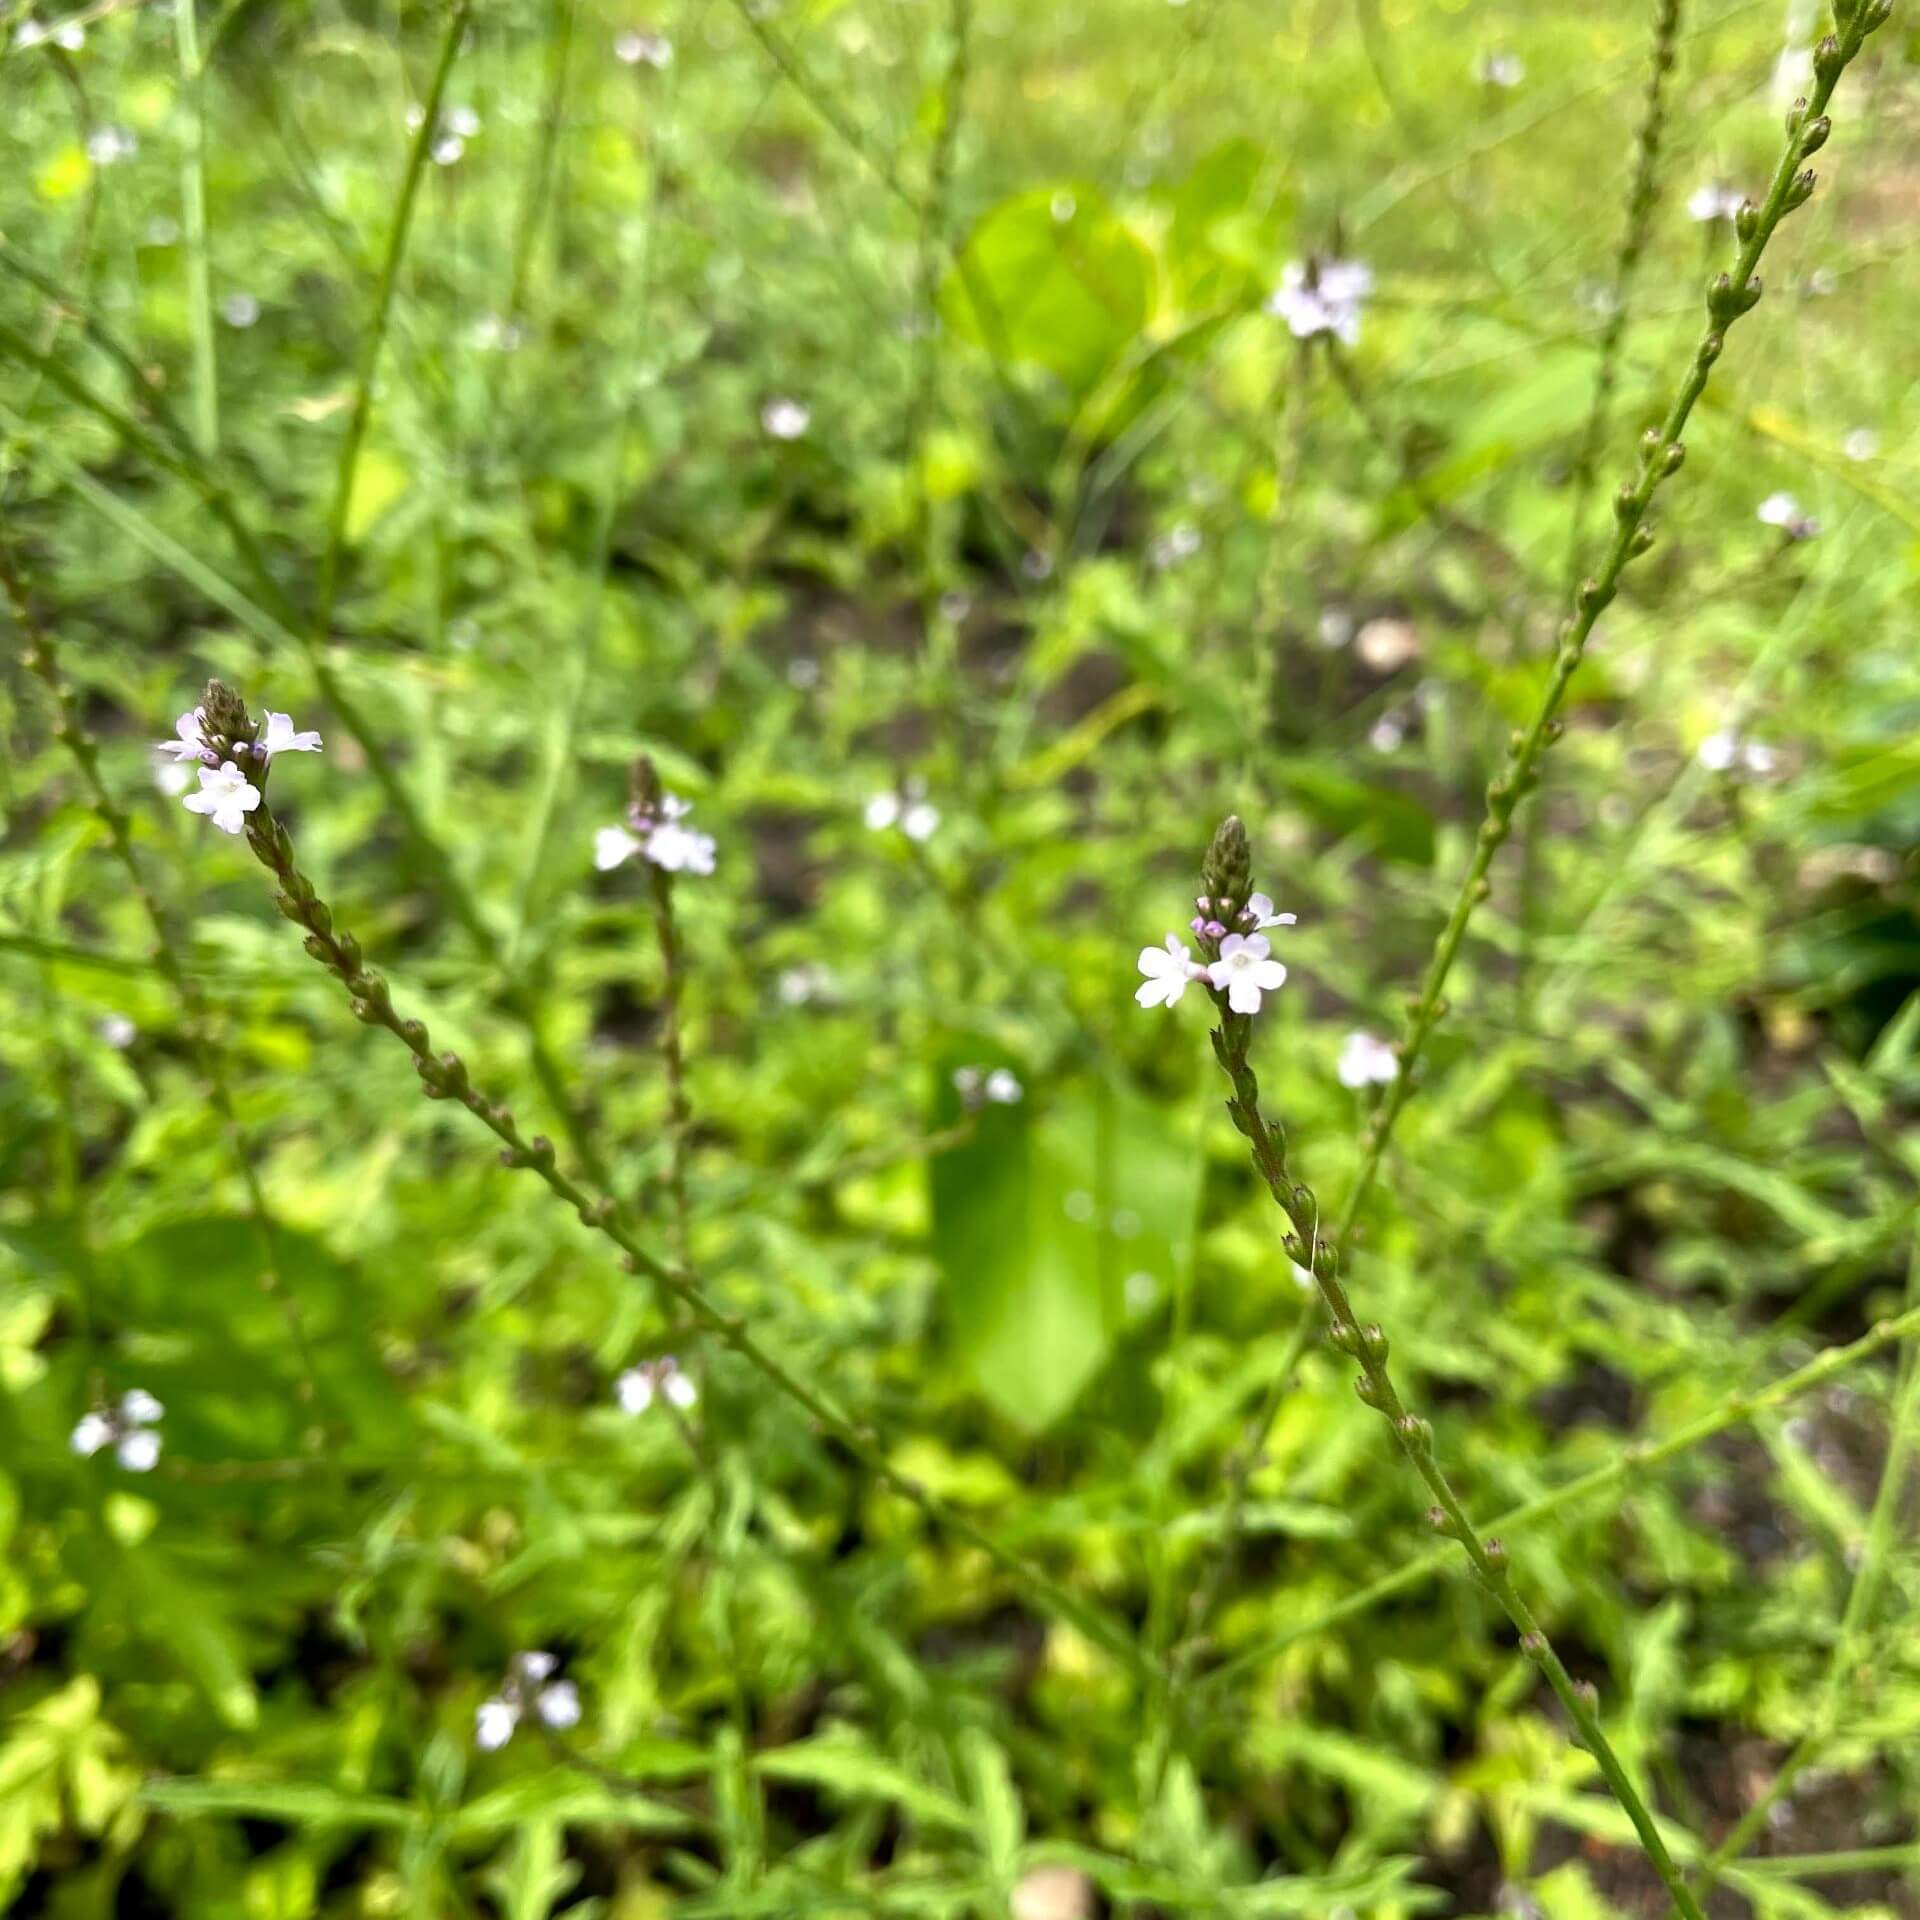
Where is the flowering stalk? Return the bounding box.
[1341,0,1886,1244]
[1562,0,1685,582]
[1185,818,1707,1920]
[5,563,328,1426]
[204,686,1151,1683]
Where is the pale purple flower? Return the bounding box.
[97,1013,137,1049]
[1337,1030,1398,1089]
[865,788,940,841]
[71,1389,163,1472]
[183,761,261,835]
[1136,933,1203,1010]
[595,795,716,876]
[1842,428,1879,462]
[158,708,212,763]
[1266,257,1372,345]
[220,292,261,329]
[86,126,136,166]
[594,824,642,871]
[260,710,323,756]
[1241,893,1297,932]
[1475,50,1524,87]
[1207,933,1287,1015]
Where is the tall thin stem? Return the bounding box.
[225,749,1155,1688]
[5,552,327,1428]
[1188,820,1705,1918]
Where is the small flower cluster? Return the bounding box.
[953,1065,1022,1108]
[163,698,323,834]
[1137,891,1295,1016]
[15,15,86,49]
[616,1355,697,1414]
[1338,1030,1398,1089]
[71,1389,164,1472]
[1265,256,1372,346]
[475,1651,580,1751]
[1698,728,1778,778]
[614,25,673,65]
[595,792,716,876]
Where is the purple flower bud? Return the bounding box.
[1189,916,1206,935]
[1195,896,1211,913]
[1204,919,1227,939]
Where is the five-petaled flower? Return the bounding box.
[71,1388,164,1472]
[1338,1029,1398,1089]
[1136,934,1204,1009]
[616,1355,698,1415]
[865,789,940,841]
[1208,933,1288,1014]
[475,1651,581,1752]
[184,761,262,835]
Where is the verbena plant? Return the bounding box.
[3,0,1917,1914]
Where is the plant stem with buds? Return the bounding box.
[221,738,1151,1684]
[1190,817,1705,1920]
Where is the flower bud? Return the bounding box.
[1201,815,1252,910]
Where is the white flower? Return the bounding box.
[596,796,715,876]
[1475,50,1524,86]
[220,292,260,329]
[777,963,835,1006]
[1337,1030,1398,1089]
[158,707,211,763]
[1241,893,1297,932]
[54,18,84,46]
[1687,182,1744,223]
[1843,427,1879,462]
[1369,714,1407,752]
[761,397,811,441]
[71,1389,164,1470]
[431,132,466,166]
[96,1014,137,1049]
[954,1065,1023,1107]
[475,1698,518,1751]
[865,789,939,841]
[984,1068,1022,1105]
[445,105,482,139]
[1136,933,1202,1009]
[535,1678,581,1728]
[471,313,524,352]
[86,126,137,166]
[260,710,323,756]
[594,824,643,871]
[616,1356,697,1414]
[1698,729,1776,777]
[154,761,193,796]
[1757,491,1818,539]
[1207,933,1287,1015]
[183,760,261,835]
[645,822,717,874]
[476,1651,582,1750]
[1265,257,1372,345]
[1148,522,1202,570]
[615,27,673,65]
[13,19,48,46]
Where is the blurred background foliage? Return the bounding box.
[1,0,1919,1913]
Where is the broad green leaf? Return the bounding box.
[753,1730,971,1834]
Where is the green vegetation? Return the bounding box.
[2,0,1918,1914]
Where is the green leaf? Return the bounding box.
[142,1778,421,1830]
[942,186,1154,395]
[753,1730,971,1834]
[448,1773,688,1840]
[931,1071,1201,1432]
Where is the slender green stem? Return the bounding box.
[231,768,1154,1688]
[1686,1228,1919,1904]
[175,0,219,455]
[313,0,468,642]
[4,550,327,1427]
[1197,1299,1920,1701]
[1334,4,1882,1251]
[1562,0,1685,584]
